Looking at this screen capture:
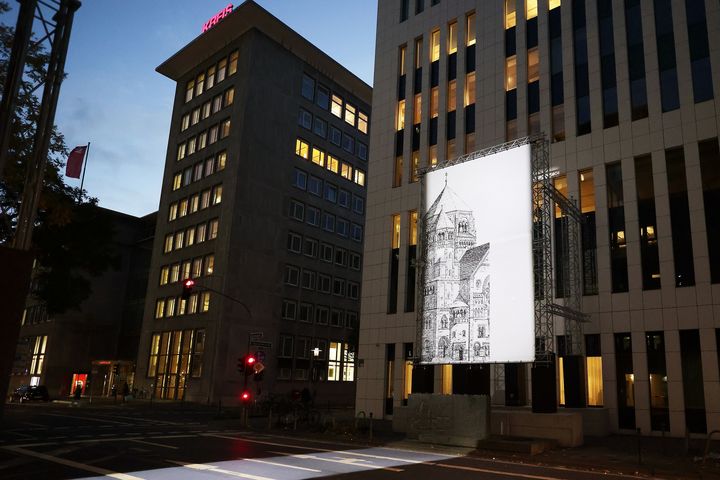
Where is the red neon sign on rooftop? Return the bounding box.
[202,4,233,33]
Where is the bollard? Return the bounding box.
[637,428,642,465]
[369,412,374,443]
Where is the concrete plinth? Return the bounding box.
[491,409,584,447]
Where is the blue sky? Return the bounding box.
[2,1,377,217]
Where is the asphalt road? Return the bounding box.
[0,403,658,480]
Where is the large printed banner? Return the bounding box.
[420,144,535,364]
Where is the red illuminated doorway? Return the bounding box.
[70,373,87,396]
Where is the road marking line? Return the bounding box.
[465,456,651,479]
[205,433,429,464]
[129,439,178,450]
[244,457,321,472]
[167,461,275,480]
[97,414,184,426]
[39,413,131,425]
[268,451,403,473]
[430,461,566,480]
[148,434,196,439]
[3,445,144,480]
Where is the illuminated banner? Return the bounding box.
[420,144,534,364]
[202,4,233,33]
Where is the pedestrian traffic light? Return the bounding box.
[244,355,256,375]
[240,390,251,403]
[181,278,195,300]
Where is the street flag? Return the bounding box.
[65,145,87,179]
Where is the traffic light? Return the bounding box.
[237,356,245,373]
[244,355,256,375]
[112,364,119,375]
[181,278,195,300]
[240,390,251,403]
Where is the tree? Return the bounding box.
[0,1,117,314]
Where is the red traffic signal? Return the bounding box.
[181,278,195,299]
[241,391,251,403]
[246,355,256,366]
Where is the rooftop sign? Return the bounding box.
[202,4,233,33]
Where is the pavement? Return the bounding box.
[0,401,718,479]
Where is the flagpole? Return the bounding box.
[79,141,90,195]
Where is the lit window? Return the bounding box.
[430,87,439,118]
[201,101,211,119]
[172,173,182,191]
[311,147,325,167]
[208,219,219,239]
[185,227,195,246]
[413,94,422,125]
[549,0,561,9]
[331,94,343,118]
[164,234,174,253]
[175,231,185,250]
[195,73,205,96]
[179,199,188,217]
[394,156,403,187]
[448,22,458,54]
[170,264,180,283]
[228,50,238,76]
[206,65,216,90]
[328,342,341,381]
[341,162,353,180]
[220,119,231,139]
[200,292,210,312]
[392,214,401,249]
[192,258,203,278]
[200,189,211,209]
[208,125,218,144]
[411,151,420,183]
[354,169,366,187]
[397,100,406,130]
[326,155,339,174]
[430,145,438,166]
[181,114,190,132]
[224,87,234,106]
[466,12,476,46]
[526,0,538,19]
[177,143,186,162]
[189,194,199,213]
[415,37,423,69]
[204,255,214,276]
[505,0,516,29]
[198,132,207,149]
[505,55,517,91]
[465,72,476,106]
[197,223,207,243]
[431,30,440,61]
[295,139,309,159]
[344,103,356,126]
[217,58,227,82]
[187,137,197,156]
[160,267,169,286]
[185,80,194,103]
[528,47,539,83]
[358,111,368,134]
[399,45,407,76]
[448,79,457,112]
[212,95,222,113]
[212,185,223,205]
[217,151,227,171]
[191,108,200,125]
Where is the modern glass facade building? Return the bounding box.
[358,0,720,436]
[136,1,371,406]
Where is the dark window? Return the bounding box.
[580,169,598,295]
[330,126,341,146]
[625,0,648,120]
[385,344,395,415]
[308,176,322,196]
[607,162,628,293]
[635,155,661,290]
[549,6,564,141]
[400,0,409,22]
[313,117,327,138]
[316,84,330,110]
[680,330,707,433]
[597,0,619,127]
[573,0,591,135]
[388,247,399,314]
[301,74,315,101]
[699,138,720,283]
[406,245,417,312]
[653,0,680,112]
[298,109,312,130]
[646,331,669,431]
[415,0,424,14]
[665,147,695,286]
[685,0,714,102]
[614,333,636,429]
[292,168,307,190]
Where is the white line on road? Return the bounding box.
[244,457,321,472]
[39,413,131,426]
[128,439,179,450]
[267,450,403,473]
[167,461,275,480]
[2,445,144,480]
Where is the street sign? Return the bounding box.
[249,332,263,339]
[255,351,266,362]
[250,340,272,348]
[253,362,265,374]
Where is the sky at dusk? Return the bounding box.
[1,1,377,217]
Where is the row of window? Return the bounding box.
[181,87,234,132]
[176,119,231,162]
[292,168,365,215]
[280,300,358,328]
[163,219,219,254]
[153,292,211,319]
[185,50,238,103]
[12,335,47,376]
[278,337,355,382]
[146,330,206,402]
[300,74,368,136]
[168,185,223,222]
[399,0,441,22]
[289,199,363,242]
[283,265,360,300]
[298,108,368,161]
[295,139,366,187]
[287,231,362,271]
[159,254,215,286]
[172,151,227,192]
[21,304,49,326]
